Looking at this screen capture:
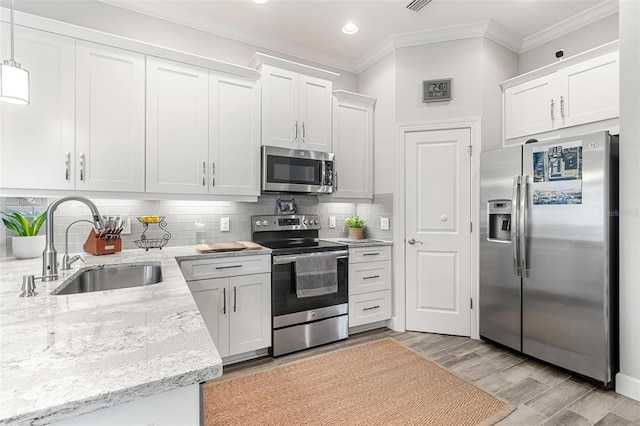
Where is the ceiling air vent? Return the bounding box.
[406,0,433,12]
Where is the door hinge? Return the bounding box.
[468,145,473,156]
[470,298,473,309]
[470,222,473,232]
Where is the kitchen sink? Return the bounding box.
[337,239,385,244]
[51,262,163,295]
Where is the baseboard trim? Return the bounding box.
[616,373,640,401]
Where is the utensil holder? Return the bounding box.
[84,229,122,255]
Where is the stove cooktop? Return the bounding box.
[258,239,347,256]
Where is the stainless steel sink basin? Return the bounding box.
[51,262,163,295]
[337,239,384,244]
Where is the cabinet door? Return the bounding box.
[504,74,557,140]
[229,273,271,355]
[146,57,209,194]
[299,75,332,152]
[0,25,75,190]
[76,41,145,192]
[557,52,619,128]
[187,278,230,358]
[209,72,260,196]
[332,98,373,198]
[261,65,299,148]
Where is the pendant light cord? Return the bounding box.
[10,0,15,61]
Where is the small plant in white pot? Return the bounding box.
[345,216,365,239]
[2,211,46,259]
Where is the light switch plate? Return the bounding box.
[221,217,230,232]
[380,217,390,230]
[329,216,336,229]
[121,217,131,235]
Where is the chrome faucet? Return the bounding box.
[60,219,93,270]
[42,197,105,281]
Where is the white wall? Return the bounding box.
[14,1,357,91]
[616,0,640,402]
[357,52,397,195]
[518,13,619,74]
[481,39,519,152]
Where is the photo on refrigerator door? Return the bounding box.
[532,141,583,205]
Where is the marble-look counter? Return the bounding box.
[0,246,271,425]
[321,238,393,248]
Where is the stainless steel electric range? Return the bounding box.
[252,214,349,357]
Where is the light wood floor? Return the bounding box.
[211,328,640,426]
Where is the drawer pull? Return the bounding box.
[215,265,242,270]
[363,253,381,256]
[363,305,380,311]
[363,275,380,280]
[222,288,226,314]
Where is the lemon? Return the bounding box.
[141,215,150,223]
[151,215,160,223]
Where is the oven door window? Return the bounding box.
[267,155,322,186]
[272,257,348,317]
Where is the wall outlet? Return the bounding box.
[220,217,230,232]
[329,216,336,229]
[380,217,390,230]
[121,217,131,235]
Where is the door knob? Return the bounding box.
[408,238,423,245]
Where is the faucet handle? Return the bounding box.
[20,275,37,297]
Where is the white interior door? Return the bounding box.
[405,128,472,336]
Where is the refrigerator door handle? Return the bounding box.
[512,175,521,277]
[520,174,530,277]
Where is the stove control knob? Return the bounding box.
[313,219,319,225]
[255,221,262,226]
[303,220,308,225]
[262,220,269,226]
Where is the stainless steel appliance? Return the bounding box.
[252,214,348,356]
[262,146,334,194]
[480,131,618,386]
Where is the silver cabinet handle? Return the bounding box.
[233,286,237,313]
[215,265,242,270]
[407,238,423,245]
[335,172,338,191]
[79,153,85,182]
[212,162,215,187]
[363,252,381,256]
[512,175,521,277]
[202,161,206,186]
[560,96,565,121]
[363,305,380,311]
[222,287,226,314]
[301,122,305,143]
[65,152,70,181]
[294,121,298,142]
[550,99,555,122]
[363,275,380,280]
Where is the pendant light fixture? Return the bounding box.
[0,0,29,105]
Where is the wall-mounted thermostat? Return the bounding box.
[423,78,452,103]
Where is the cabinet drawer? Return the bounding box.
[349,245,391,263]
[180,255,270,281]
[349,290,392,327]
[349,261,391,295]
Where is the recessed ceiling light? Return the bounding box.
[252,0,269,4]
[342,22,359,35]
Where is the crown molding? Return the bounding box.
[102,0,359,74]
[356,20,523,73]
[250,53,341,80]
[520,0,619,53]
[333,90,377,106]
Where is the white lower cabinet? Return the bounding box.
[348,246,392,327]
[181,255,271,358]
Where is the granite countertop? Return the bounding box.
[0,245,271,425]
[321,238,393,248]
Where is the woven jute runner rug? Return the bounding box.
[203,338,515,426]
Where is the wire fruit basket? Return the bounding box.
[135,216,171,251]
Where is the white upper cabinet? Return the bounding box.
[76,41,145,192]
[331,91,376,199]
[557,52,619,128]
[502,46,619,142]
[146,57,209,194]
[0,25,75,190]
[504,74,557,139]
[209,71,261,196]
[251,53,338,153]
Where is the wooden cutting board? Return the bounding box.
[196,241,263,253]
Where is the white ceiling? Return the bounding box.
[11,0,618,72]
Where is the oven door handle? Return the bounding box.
[273,252,349,265]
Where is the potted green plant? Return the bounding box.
[2,211,47,259]
[345,215,365,239]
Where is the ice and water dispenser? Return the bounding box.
[487,200,512,242]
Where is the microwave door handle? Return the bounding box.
[321,161,326,187]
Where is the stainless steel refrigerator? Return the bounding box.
[479,131,618,386]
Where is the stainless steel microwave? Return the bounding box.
[262,146,334,194]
